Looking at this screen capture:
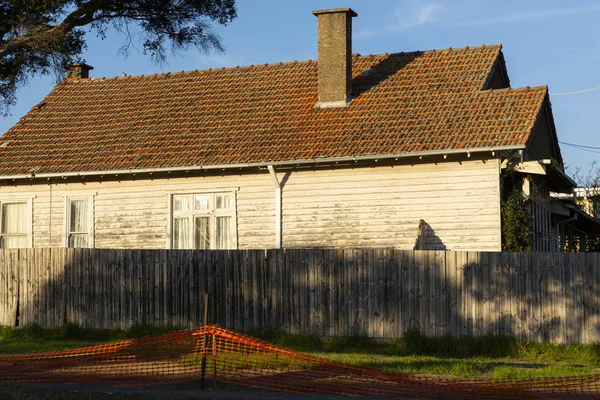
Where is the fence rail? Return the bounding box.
[0,248,599,343]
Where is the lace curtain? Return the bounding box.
[1,202,28,248]
[173,217,190,249]
[69,199,89,248]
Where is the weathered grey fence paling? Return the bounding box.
[0,248,599,344]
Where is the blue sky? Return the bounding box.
[2,0,600,175]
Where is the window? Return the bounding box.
[65,197,94,248]
[0,200,31,248]
[171,192,236,249]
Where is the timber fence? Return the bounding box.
[0,248,599,344]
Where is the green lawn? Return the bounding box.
[249,328,600,380]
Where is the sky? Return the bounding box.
[2,0,600,177]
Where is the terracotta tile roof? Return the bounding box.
[0,44,547,176]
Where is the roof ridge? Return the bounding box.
[484,85,548,93]
[63,44,503,83]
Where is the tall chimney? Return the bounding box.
[312,8,357,108]
[66,63,94,79]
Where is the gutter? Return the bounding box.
[0,145,522,181]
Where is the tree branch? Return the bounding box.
[0,0,104,59]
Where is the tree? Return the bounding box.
[0,0,237,114]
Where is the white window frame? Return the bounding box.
[64,195,95,248]
[0,197,33,248]
[168,190,238,250]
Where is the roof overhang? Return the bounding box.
[558,203,600,235]
[505,159,576,193]
[0,145,520,182]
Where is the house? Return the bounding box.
[574,187,600,219]
[0,7,594,252]
[549,187,600,251]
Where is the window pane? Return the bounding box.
[69,234,88,248]
[173,217,190,249]
[2,236,28,249]
[70,199,89,232]
[195,217,210,249]
[2,203,27,234]
[215,216,231,249]
[173,195,189,212]
[216,194,232,210]
[194,195,210,211]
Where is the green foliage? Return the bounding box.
[0,322,183,345]
[501,190,532,252]
[0,0,237,114]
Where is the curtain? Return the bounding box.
[216,194,231,210]
[173,195,190,212]
[1,202,28,248]
[195,195,209,211]
[69,235,88,248]
[173,217,190,249]
[216,216,231,249]
[68,199,89,248]
[70,199,89,232]
[195,217,210,249]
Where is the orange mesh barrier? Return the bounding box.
[2,325,600,399]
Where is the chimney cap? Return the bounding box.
[312,8,357,17]
[68,62,94,70]
[66,63,94,79]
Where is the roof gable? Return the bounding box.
[524,98,563,164]
[0,44,548,176]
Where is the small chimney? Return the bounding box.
[67,63,94,79]
[312,8,357,108]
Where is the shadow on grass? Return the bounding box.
[248,328,600,364]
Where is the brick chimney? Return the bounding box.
[312,8,357,108]
[67,63,94,79]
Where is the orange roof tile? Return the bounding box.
[0,44,547,176]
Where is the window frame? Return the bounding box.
[64,195,95,248]
[0,197,33,248]
[168,190,238,250]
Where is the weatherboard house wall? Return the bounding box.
[0,156,501,251]
[0,8,565,252]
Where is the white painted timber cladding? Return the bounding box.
[0,159,501,251]
[1,174,276,249]
[279,159,501,251]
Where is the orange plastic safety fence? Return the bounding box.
[1,325,600,399]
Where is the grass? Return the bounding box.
[0,323,184,354]
[247,328,600,379]
[2,324,600,380]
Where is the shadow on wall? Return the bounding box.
[414,220,446,250]
[3,248,600,344]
